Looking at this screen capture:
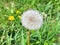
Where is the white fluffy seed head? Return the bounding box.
[21,9,43,30]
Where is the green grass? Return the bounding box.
[0,0,60,45]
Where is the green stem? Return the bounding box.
[28,30,30,45]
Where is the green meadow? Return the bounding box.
[0,0,60,45]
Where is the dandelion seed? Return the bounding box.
[8,16,14,21]
[21,9,43,30]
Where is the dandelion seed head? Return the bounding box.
[21,9,43,30]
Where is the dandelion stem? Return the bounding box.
[28,30,30,45]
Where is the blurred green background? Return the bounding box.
[0,0,60,45]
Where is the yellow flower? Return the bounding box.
[8,16,14,21]
[18,16,21,19]
[16,10,20,14]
